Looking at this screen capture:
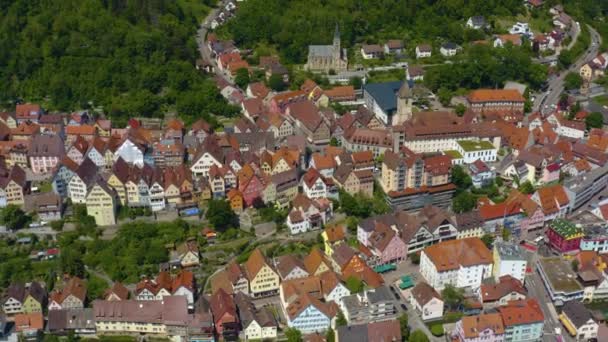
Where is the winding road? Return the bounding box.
[533,25,602,114]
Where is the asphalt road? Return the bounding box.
[533,25,602,114]
[196,0,237,88]
[525,250,575,342]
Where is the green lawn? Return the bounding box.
[457,140,495,152]
[177,0,212,21]
[595,95,608,106]
[367,69,405,83]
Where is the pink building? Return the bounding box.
[28,134,65,174]
[546,219,583,254]
[367,223,407,265]
[541,162,560,184]
[451,313,505,342]
[239,173,264,207]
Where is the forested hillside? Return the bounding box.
[0,0,236,124]
[225,0,525,63]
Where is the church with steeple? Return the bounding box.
[305,25,348,73]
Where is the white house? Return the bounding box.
[415,44,432,59]
[320,271,350,303]
[466,16,486,30]
[172,272,195,310]
[286,194,333,235]
[274,255,310,281]
[509,22,531,37]
[410,282,444,321]
[190,151,223,178]
[420,238,493,291]
[302,169,328,199]
[493,241,527,283]
[560,301,599,340]
[285,295,333,333]
[241,313,277,341]
[86,141,107,168]
[149,180,166,212]
[454,140,497,164]
[114,138,145,167]
[440,42,459,57]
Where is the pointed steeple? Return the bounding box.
[398,80,411,98]
[334,23,340,42]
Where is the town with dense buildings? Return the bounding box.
[2,0,608,342]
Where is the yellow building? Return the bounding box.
[21,282,46,314]
[244,249,280,297]
[93,297,190,338]
[580,63,593,81]
[322,226,346,256]
[2,165,27,206]
[86,179,117,226]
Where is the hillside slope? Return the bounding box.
[224,0,524,63]
[0,0,236,124]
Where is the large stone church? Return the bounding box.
[305,25,348,73]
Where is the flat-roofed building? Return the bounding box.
[537,257,584,304]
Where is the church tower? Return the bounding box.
[394,80,413,125]
[333,24,341,62]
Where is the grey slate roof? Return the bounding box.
[337,324,368,342]
[309,45,334,57]
[363,81,402,114]
[48,308,95,332]
[562,300,595,328]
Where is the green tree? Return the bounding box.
[206,199,238,232]
[437,88,452,106]
[0,205,29,230]
[399,314,410,341]
[86,273,109,300]
[451,165,472,192]
[441,284,465,311]
[519,181,534,194]
[586,112,604,130]
[336,310,348,326]
[59,248,85,278]
[326,327,336,342]
[452,191,476,213]
[268,74,286,91]
[285,327,303,342]
[330,137,339,146]
[502,228,511,242]
[572,259,579,272]
[408,330,430,342]
[455,103,466,117]
[345,276,364,293]
[50,220,64,231]
[481,234,495,248]
[234,68,251,89]
[350,77,363,89]
[564,72,583,90]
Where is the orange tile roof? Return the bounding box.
[461,313,505,338]
[468,89,525,103]
[66,124,96,136]
[324,225,346,243]
[324,86,355,100]
[479,201,521,221]
[536,184,569,215]
[496,34,522,46]
[423,238,492,272]
[303,248,330,275]
[311,153,335,170]
[14,312,44,331]
[498,299,544,326]
[244,249,273,280]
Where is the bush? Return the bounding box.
[430,324,444,336]
[50,220,64,231]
